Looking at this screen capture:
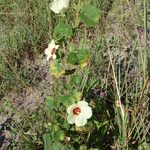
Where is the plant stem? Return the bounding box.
[144,0,147,80]
[75,0,81,27]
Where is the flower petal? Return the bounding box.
[45,47,52,61]
[67,104,76,114]
[55,45,59,49]
[78,101,88,107]
[67,114,75,124]
[50,0,70,14]
[52,54,57,60]
[45,48,50,55]
[50,0,60,14]
[46,55,51,61]
[82,106,92,119]
[50,39,56,48]
[78,101,92,119]
[58,0,69,10]
[75,115,87,127]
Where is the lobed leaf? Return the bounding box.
[54,23,73,39]
[50,60,65,78]
[77,49,90,68]
[43,133,52,150]
[66,51,78,65]
[80,5,100,27]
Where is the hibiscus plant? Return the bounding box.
[42,0,109,149]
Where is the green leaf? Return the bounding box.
[53,130,65,141]
[66,51,78,65]
[53,142,62,150]
[70,91,82,103]
[71,75,82,84]
[50,60,65,78]
[56,51,64,60]
[43,133,52,150]
[45,96,54,111]
[79,145,87,150]
[54,23,73,39]
[86,77,99,92]
[62,120,70,130]
[64,144,75,150]
[93,120,109,140]
[80,5,100,27]
[57,95,71,107]
[77,49,90,68]
[94,120,109,129]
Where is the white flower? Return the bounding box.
[50,0,70,14]
[67,101,92,127]
[45,39,59,61]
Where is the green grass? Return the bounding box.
[0,0,150,149]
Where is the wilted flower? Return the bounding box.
[45,39,59,61]
[50,0,70,14]
[100,92,105,98]
[64,136,71,142]
[67,101,92,127]
[93,88,98,95]
[92,88,105,98]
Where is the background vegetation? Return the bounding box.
[0,0,149,149]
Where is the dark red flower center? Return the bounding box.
[73,107,81,115]
[51,48,56,55]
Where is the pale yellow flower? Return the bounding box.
[50,0,70,14]
[67,101,92,127]
[45,39,59,61]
